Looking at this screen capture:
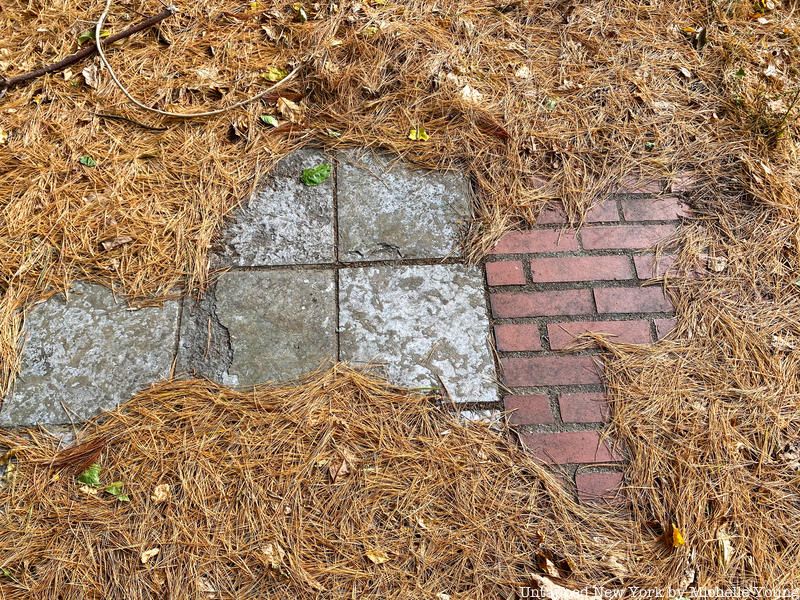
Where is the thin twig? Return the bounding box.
[94,112,168,131]
[0,7,176,94]
[94,0,302,118]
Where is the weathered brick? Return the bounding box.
[490,229,579,254]
[581,225,677,250]
[576,471,624,502]
[530,256,632,283]
[654,317,678,339]
[620,196,688,221]
[537,202,568,224]
[585,199,620,222]
[612,176,662,194]
[634,254,677,279]
[490,290,594,319]
[539,201,619,224]
[519,431,620,465]
[504,394,554,425]
[501,355,601,386]
[494,324,542,352]
[559,392,609,423]
[594,287,673,314]
[547,319,652,349]
[485,261,526,286]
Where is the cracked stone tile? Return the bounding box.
[338,264,497,403]
[1,283,179,426]
[337,150,471,261]
[178,269,336,386]
[213,148,335,267]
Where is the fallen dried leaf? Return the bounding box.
[672,524,686,548]
[716,526,733,567]
[262,542,286,569]
[365,549,390,564]
[140,548,160,564]
[276,97,304,123]
[707,256,728,272]
[150,483,171,504]
[82,64,99,89]
[100,236,133,251]
[536,552,560,578]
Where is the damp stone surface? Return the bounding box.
[337,150,471,261]
[338,264,497,403]
[1,148,498,427]
[1,283,179,426]
[213,148,335,267]
[178,269,337,386]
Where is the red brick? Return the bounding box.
[585,199,620,222]
[504,394,554,425]
[576,472,624,502]
[537,202,568,224]
[490,229,579,254]
[559,392,609,423]
[654,317,678,339]
[634,254,677,279]
[485,261,526,286]
[620,196,689,221]
[539,201,619,224]
[612,175,662,194]
[490,290,594,318]
[547,319,652,349]
[580,225,677,250]
[530,256,632,283]
[501,356,601,386]
[594,287,673,314]
[519,431,620,465]
[494,324,542,352]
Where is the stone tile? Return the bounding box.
[337,150,471,261]
[339,264,497,403]
[178,270,336,386]
[214,148,335,267]
[1,283,179,426]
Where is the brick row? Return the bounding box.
[503,392,609,426]
[485,182,689,493]
[518,430,621,465]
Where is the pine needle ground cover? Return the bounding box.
[1,0,800,594]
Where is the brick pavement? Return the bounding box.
[485,184,689,502]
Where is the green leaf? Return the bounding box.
[105,481,124,495]
[105,481,130,502]
[735,67,746,79]
[77,463,102,487]
[544,98,558,111]
[324,128,341,138]
[79,155,97,167]
[0,567,11,577]
[77,28,110,45]
[644,141,655,151]
[407,125,430,141]
[259,115,279,127]
[300,163,332,186]
[263,67,289,82]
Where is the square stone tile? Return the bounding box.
[337,150,471,261]
[338,264,497,403]
[177,269,336,386]
[1,283,180,426]
[213,148,335,267]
